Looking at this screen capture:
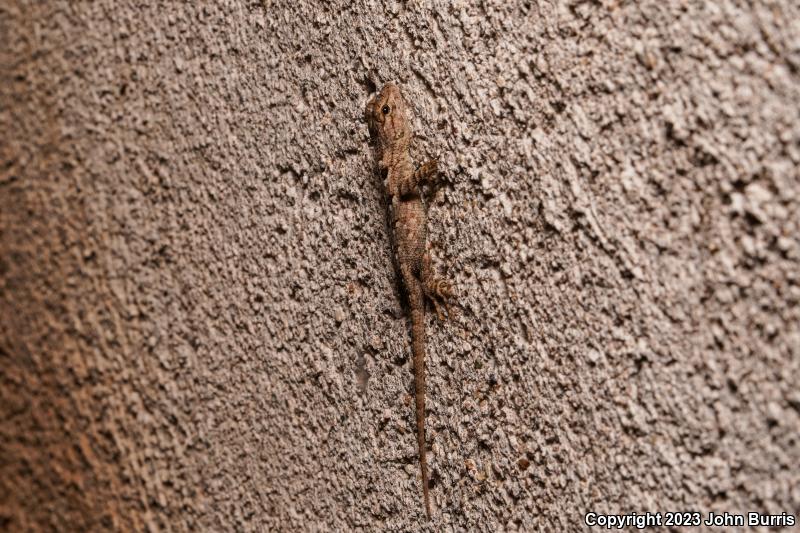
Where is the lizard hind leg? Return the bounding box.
[422,252,455,321]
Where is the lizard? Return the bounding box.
[364,82,454,519]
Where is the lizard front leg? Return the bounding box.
[413,159,439,186]
[391,159,440,197]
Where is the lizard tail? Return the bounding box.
[410,307,431,519]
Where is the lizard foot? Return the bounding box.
[422,251,455,320]
[424,277,455,321]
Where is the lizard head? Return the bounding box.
[364,82,411,147]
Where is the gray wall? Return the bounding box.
[2,1,798,530]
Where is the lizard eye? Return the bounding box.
[382,105,390,114]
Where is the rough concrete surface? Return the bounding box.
[2,1,799,531]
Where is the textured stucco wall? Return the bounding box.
[2,1,799,530]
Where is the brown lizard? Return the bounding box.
[365,83,454,519]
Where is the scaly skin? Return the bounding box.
[365,83,453,519]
